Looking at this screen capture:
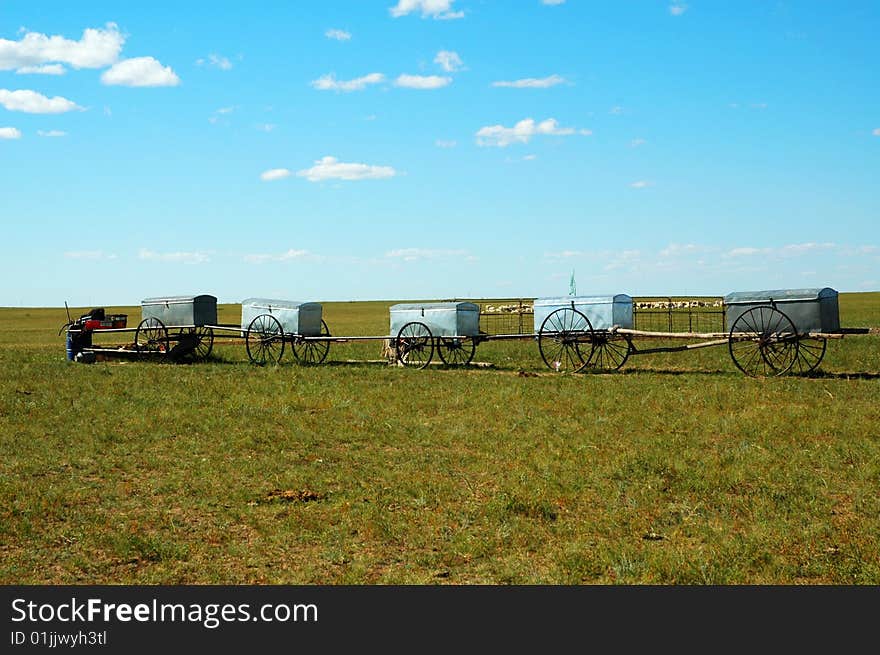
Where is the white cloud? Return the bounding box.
[545,250,584,259]
[435,139,457,148]
[256,123,276,132]
[138,249,209,264]
[37,129,66,137]
[101,57,180,87]
[725,243,837,260]
[325,29,352,41]
[394,74,451,89]
[475,117,584,147]
[0,89,81,113]
[389,0,464,20]
[64,250,116,260]
[629,180,653,189]
[385,248,469,262]
[296,156,396,182]
[659,243,705,257]
[604,251,643,272]
[630,138,646,147]
[195,53,232,70]
[244,249,311,263]
[0,127,22,139]
[434,50,463,72]
[873,128,880,136]
[0,23,124,71]
[669,4,688,15]
[310,72,384,92]
[542,0,566,4]
[726,247,766,257]
[260,168,291,181]
[780,242,836,256]
[609,106,624,115]
[491,74,566,88]
[15,64,65,75]
[208,106,234,126]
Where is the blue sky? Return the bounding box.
[1,0,878,307]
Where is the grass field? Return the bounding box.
[1,293,878,584]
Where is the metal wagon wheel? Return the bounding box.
[729,306,799,377]
[581,331,631,372]
[291,319,331,365]
[538,307,594,372]
[179,326,214,361]
[135,317,169,354]
[396,321,434,369]
[791,336,827,375]
[246,314,285,366]
[436,336,476,366]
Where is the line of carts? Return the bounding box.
[63,288,869,377]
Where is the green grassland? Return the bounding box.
[1,293,878,584]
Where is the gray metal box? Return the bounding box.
[389,302,480,338]
[533,295,633,332]
[240,298,323,336]
[141,294,217,327]
[724,287,839,333]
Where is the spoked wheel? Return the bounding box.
[246,314,285,365]
[729,306,799,377]
[135,317,169,354]
[291,319,331,365]
[791,336,827,375]
[436,336,476,366]
[396,322,434,369]
[178,326,214,361]
[538,307,594,372]
[581,332,631,372]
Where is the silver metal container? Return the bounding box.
[533,295,634,332]
[240,298,323,336]
[141,294,217,327]
[389,302,480,337]
[724,287,839,333]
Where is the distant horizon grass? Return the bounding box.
[1,293,878,584]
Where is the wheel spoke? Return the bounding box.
[396,322,433,369]
[135,317,168,354]
[729,306,798,376]
[792,337,826,374]
[584,334,630,372]
[438,337,475,366]
[538,308,592,372]
[247,314,284,365]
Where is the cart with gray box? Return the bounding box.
[388,302,483,368]
[533,295,635,372]
[136,294,219,361]
[721,287,844,376]
[240,298,331,365]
